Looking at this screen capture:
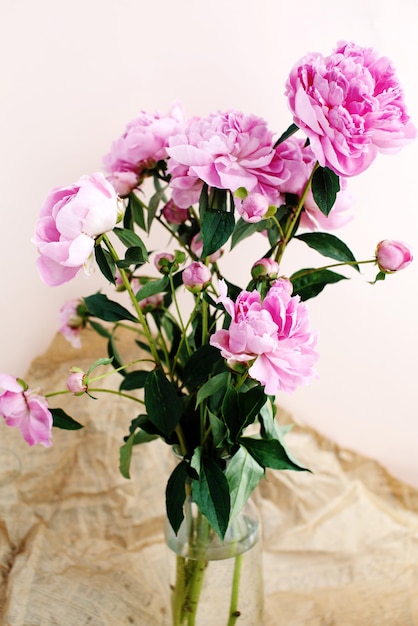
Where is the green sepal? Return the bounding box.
[295,232,359,271]
[311,166,340,216]
[290,268,347,301]
[166,461,188,534]
[51,408,84,430]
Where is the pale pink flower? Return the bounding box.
[161,199,190,225]
[0,374,52,447]
[275,136,353,230]
[66,371,87,394]
[154,252,175,274]
[33,173,119,286]
[190,234,222,262]
[103,103,185,195]
[376,240,413,272]
[167,110,289,208]
[210,280,318,394]
[59,299,85,348]
[286,41,416,177]
[237,193,270,223]
[182,261,212,292]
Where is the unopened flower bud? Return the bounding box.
[191,234,222,262]
[161,199,189,225]
[251,258,280,280]
[238,193,270,223]
[376,240,413,273]
[182,262,212,293]
[67,370,88,395]
[154,252,176,274]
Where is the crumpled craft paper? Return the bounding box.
[0,330,417,625]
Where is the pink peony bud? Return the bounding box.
[376,240,413,273]
[138,293,164,312]
[251,258,280,279]
[161,199,189,224]
[190,234,222,262]
[154,252,176,274]
[67,371,88,395]
[238,193,270,223]
[182,262,212,292]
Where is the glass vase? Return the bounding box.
[164,494,264,626]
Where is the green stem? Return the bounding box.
[274,161,319,265]
[46,387,145,404]
[101,234,162,367]
[295,258,376,278]
[227,554,243,626]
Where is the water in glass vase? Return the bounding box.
[164,501,264,626]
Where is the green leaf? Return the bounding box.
[201,210,235,258]
[239,436,309,472]
[295,232,359,271]
[116,246,148,268]
[208,410,227,449]
[222,386,240,442]
[226,447,264,518]
[144,369,183,437]
[290,268,347,301]
[84,293,137,322]
[51,408,84,430]
[147,188,166,231]
[231,218,259,250]
[166,461,188,534]
[113,227,148,254]
[135,276,169,302]
[274,123,299,147]
[94,244,116,284]
[311,166,340,216]
[196,372,230,407]
[88,320,111,339]
[183,345,222,389]
[192,458,231,539]
[128,193,146,230]
[132,430,158,445]
[119,370,149,391]
[119,432,135,479]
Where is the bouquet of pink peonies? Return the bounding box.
[0,41,415,624]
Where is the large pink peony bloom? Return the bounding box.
[103,103,185,195]
[276,136,353,230]
[0,374,52,447]
[210,279,318,394]
[167,110,290,208]
[286,41,416,177]
[33,173,119,286]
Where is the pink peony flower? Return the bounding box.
[103,103,185,195]
[182,261,212,292]
[237,193,270,223]
[376,240,413,272]
[251,258,280,279]
[286,41,416,177]
[167,110,290,208]
[59,298,86,348]
[154,252,176,274]
[210,279,318,394]
[161,199,190,225]
[33,173,119,287]
[0,374,52,447]
[276,136,353,230]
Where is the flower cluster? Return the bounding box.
[1,42,414,546]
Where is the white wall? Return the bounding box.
[1,0,417,486]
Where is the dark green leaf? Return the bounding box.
[198,183,209,219]
[88,320,111,338]
[119,432,135,478]
[196,372,230,407]
[116,246,148,268]
[192,458,231,539]
[239,437,309,472]
[166,461,188,534]
[51,408,84,430]
[119,370,149,390]
[290,268,347,301]
[135,276,169,302]
[147,188,166,231]
[311,166,340,216]
[128,193,146,230]
[295,232,359,271]
[226,447,264,518]
[183,345,222,389]
[94,244,116,284]
[84,293,137,322]
[231,218,259,250]
[144,369,182,437]
[274,123,299,147]
[222,387,241,442]
[201,210,235,258]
